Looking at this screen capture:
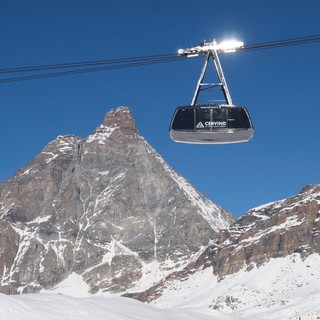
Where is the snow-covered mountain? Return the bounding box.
[0,106,233,295]
[146,253,320,319]
[127,184,320,318]
[0,106,319,319]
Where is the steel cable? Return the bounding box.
[0,35,319,84]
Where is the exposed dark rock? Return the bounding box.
[212,185,320,278]
[127,184,320,302]
[0,106,233,294]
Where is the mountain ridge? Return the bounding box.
[126,184,320,312]
[0,106,233,295]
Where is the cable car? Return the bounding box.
[170,40,253,144]
[170,104,253,144]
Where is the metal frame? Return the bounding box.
[191,49,233,106]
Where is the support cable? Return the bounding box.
[0,35,319,84]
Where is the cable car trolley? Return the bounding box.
[170,39,253,144]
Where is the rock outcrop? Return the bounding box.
[0,106,234,294]
[127,184,320,302]
[211,184,320,278]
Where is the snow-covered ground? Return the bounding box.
[152,253,320,319]
[0,294,217,320]
[1,253,319,320]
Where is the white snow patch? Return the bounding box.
[41,152,59,164]
[86,125,118,144]
[19,164,38,176]
[41,272,90,297]
[251,211,270,220]
[101,239,117,266]
[128,260,166,293]
[250,200,281,212]
[54,137,76,152]
[99,170,109,176]
[26,215,51,225]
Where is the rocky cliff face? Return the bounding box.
[127,184,320,302]
[0,106,234,294]
[211,184,320,278]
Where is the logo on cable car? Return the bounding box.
[196,121,227,129]
[196,121,227,128]
[205,121,227,127]
[196,122,205,128]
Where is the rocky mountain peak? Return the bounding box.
[102,106,136,127]
[101,106,139,136]
[0,106,234,295]
[85,106,139,148]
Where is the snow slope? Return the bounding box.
[1,253,319,320]
[0,293,216,320]
[152,253,320,320]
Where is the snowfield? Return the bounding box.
[0,294,217,320]
[1,253,319,320]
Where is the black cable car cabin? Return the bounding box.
[170,41,254,144]
[170,104,253,144]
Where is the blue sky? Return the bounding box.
[1,0,319,216]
